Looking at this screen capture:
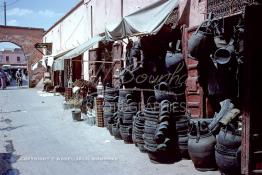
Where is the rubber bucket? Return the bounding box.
[72,109,81,121]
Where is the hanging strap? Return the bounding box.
[196,121,201,143]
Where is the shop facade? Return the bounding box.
[42,0,161,89]
[40,0,262,174]
[184,1,259,174]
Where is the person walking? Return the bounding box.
[15,69,23,86]
[0,68,7,90]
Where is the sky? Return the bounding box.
[0,0,81,49]
[0,41,19,50]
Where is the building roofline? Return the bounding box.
[44,0,84,35]
[0,25,45,32]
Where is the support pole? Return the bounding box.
[4,1,7,26]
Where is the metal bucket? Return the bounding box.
[72,109,81,121]
[214,36,228,48]
[214,44,234,65]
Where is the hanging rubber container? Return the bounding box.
[188,20,215,59]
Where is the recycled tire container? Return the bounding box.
[112,123,122,140]
[178,134,190,159]
[120,124,133,143]
[95,97,104,127]
[215,125,241,175]
[215,144,241,175]
[72,109,81,121]
[216,126,241,149]
[188,121,217,171]
[65,87,73,101]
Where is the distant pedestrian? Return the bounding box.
[0,69,7,90]
[24,69,28,79]
[16,69,23,86]
[43,66,52,91]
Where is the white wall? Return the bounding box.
[60,5,89,51]
[179,0,206,28]
[44,2,89,56]
[44,2,89,81]
[189,0,206,27]
[45,0,207,56]
[87,0,122,37]
[123,0,159,16]
[85,0,161,37]
[84,0,165,80]
[45,0,196,81]
[83,51,89,80]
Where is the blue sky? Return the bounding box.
[0,0,81,30]
[0,0,81,49]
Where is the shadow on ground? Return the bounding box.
[0,110,22,114]
[4,87,28,91]
[0,125,25,132]
[5,80,29,90]
[0,140,20,175]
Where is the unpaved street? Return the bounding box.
[0,85,219,175]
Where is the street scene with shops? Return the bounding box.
[1,0,262,175]
[0,82,220,175]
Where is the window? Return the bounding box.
[6,56,9,62]
[17,57,20,62]
[0,55,3,62]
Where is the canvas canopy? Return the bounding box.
[52,49,73,71]
[60,35,105,60]
[31,62,38,71]
[105,0,179,40]
[53,57,64,71]
[52,35,105,71]
[31,56,54,71]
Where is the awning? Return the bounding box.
[35,56,54,69]
[52,50,73,71]
[2,65,27,70]
[30,49,71,71]
[10,65,27,69]
[40,58,46,68]
[105,0,179,40]
[31,48,73,71]
[1,65,11,70]
[31,58,45,70]
[60,35,105,60]
[31,62,38,71]
[53,49,73,59]
[53,57,64,71]
[52,36,104,71]
[46,56,54,67]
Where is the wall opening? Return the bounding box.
[0,41,28,87]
